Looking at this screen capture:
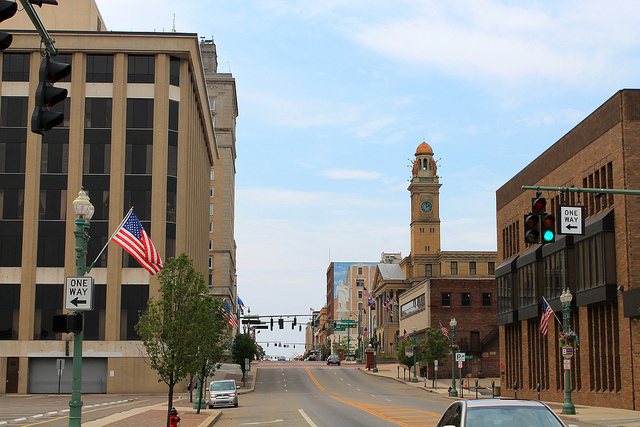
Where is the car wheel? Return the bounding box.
[208,404,213,409]
[234,402,238,407]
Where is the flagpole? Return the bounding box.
[543,296,563,327]
[88,207,134,270]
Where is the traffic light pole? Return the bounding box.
[17,0,58,56]
[522,185,640,196]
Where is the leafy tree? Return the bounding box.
[136,253,229,427]
[396,337,421,372]
[421,327,452,382]
[232,332,258,382]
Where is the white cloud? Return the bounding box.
[321,169,383,180]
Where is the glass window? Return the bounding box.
[41,142,69,174]
[2,53,29,82]
[0,222,22,266]
[127,55,155,83]
[488,262,495,275]
[357,267,363,275]
[126,99,154,128]
[482,293,492,307]
[169,56,180,86]
[120,285,149,340]
[426,264,432,277]
[86,54,113,83]
[497,274,512,314]
[85,98,112,128]
[83,284,106,340]
[0,142,26,174]
[441,292,451,307]
[356,279,364,287]
[54,54,72,82]
[518,263,537,308]
[357,290,363,299]
[0,284,19,339]
[451,261,458,275]
[469,261,476,275]
[1,97,28,127]
[37,221,65,267]
[461,292,471,307]
[34,284,64,340]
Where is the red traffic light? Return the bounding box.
[532,197,546,213]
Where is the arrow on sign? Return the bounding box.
[70,297,87,307]
[566,224,578,230]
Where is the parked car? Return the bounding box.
[208,380,238,408]
[278,356,286,361]
[435,399,579,427]
[307,354,317,361]
[327,355,341,365]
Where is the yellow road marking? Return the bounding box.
[329,395,440,427]
[305,368,325,391]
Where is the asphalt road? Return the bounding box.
[215,363,451,426]
[0,394,170,426]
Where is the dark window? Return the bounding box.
[126,99,154,128]
[488,262,495,275]
[167,176,176,222]
[121,285,149,340]
[127,55,155,83]
[86,54,113,83]
[0,222,22,266]
[441,292,451,307]
[2,53,30,82]
[0,142,26,174]
[461,292,471,307]
[39,189,66,220]
[1,97,28,127]
[83,139,110,174]
[169,56,180,86]
[166,222,176,260]
[168,100,178,176]
[482,293,492,307]
[34,284,64,340]
[85,98,112,129]
[469,261,476,275]
[84,284,106,340]
[41,142,69,174]
[425,264,432,277]
[0,188,24,219]
[0,284,19,339]
[451,261,458,275]
[54,54,72,82]
[37,220,65,266]
[123,187,152,220]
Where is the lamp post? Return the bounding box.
[356,309,362,363]
[69,188,94,427]
[449,317,458,397]
[560,289,576,415]
[412,325,418,383]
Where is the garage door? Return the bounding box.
[29,358,107,394]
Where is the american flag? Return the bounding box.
[362,328,369,336]
[223,300,239,329]
[540,298,553,336]
[403,329,409,340]
[363,285,373,298]
[112,209,163,275]
[439,322,450,338]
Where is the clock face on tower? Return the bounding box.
[420,201,433,213]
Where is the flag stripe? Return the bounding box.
[540,299,553,336]
[112,210,163,275]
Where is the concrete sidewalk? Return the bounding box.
[360,362,640,427]
[83,363,257,427]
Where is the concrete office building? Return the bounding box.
[496,90,640,409]
[0,2,219,393]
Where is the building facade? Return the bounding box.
[0,3,218,393]
[496,90,640,409]
[372,142,498,378]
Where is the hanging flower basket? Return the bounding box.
[450,344,460,353]
[559,330,579,349]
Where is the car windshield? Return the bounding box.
[210,381,235,391]
[466,406,563,427]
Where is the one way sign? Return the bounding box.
[559,206,585,236]
[65,276,94,311]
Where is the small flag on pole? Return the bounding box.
[540,298,553,336]
[223,300,239,329]
[439,322,450,338]
[403,329,409,340]
[112,209,163,275]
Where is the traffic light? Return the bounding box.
[524,213,540,244]
[293,317,297,327]
[541,213,556,243]
[0,1,17,52]
[31,54,71,135]
[270,318,273,330]
[532,197,546,213]
[52,313,83,333]
[278,318,284,329]
[28,0,59,6]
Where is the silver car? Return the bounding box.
[208,379,238,408]
[435,399,579,427]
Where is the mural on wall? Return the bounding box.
[332,262,376,320]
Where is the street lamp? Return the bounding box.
[449,317,458,397]
[412,325,418,383]
[69,188,94,427]
[560,289,576,415]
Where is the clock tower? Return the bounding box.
[408,142,441,256]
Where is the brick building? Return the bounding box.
[496,89,640,409]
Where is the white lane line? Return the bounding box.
[385,398,392,401]
[371,394,376,397]
[299,409,318,427]
[239,419,284,425]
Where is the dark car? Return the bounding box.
[326,355,341,365]
[435,399,579,427]
[308,354,317,361]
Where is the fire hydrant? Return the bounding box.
[169,407,181,427]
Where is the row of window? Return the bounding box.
[2,53,180,86]
[441,292,492,307]
[424,261,496,276]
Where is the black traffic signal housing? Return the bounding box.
[31,54,71,135]
[52,313,83,334]
[28,0,59,6]
[541,213,556,243]
[270,318,273,330]
[278,318,284,329]
[524,213,540,244]
[532,197,546,214]
[0,1,17,52]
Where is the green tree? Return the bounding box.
[232,332,258,382]
[135,254,229,427]
[396,337,420,372]
[421,327,451,380]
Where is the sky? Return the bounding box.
[95,0,640,357]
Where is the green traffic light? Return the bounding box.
[543,229,555,242]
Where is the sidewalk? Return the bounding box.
[84,363,257,427]
[360,363,640,427]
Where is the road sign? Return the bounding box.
[458,361,463,368]
[65,276,94,311]
[558,206,585,235]
[564,359,571,370]
[465,355,474,359]
[340,323,357,328]
[334,326,345,331]
[405,346,414,357]
[562,347,573,358]
[342,319,356,323]
[455,353,466,362]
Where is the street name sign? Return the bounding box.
[340,323,357,328]
[558,206,585,235]
[455,352,466,362]
[65,276,94,311]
